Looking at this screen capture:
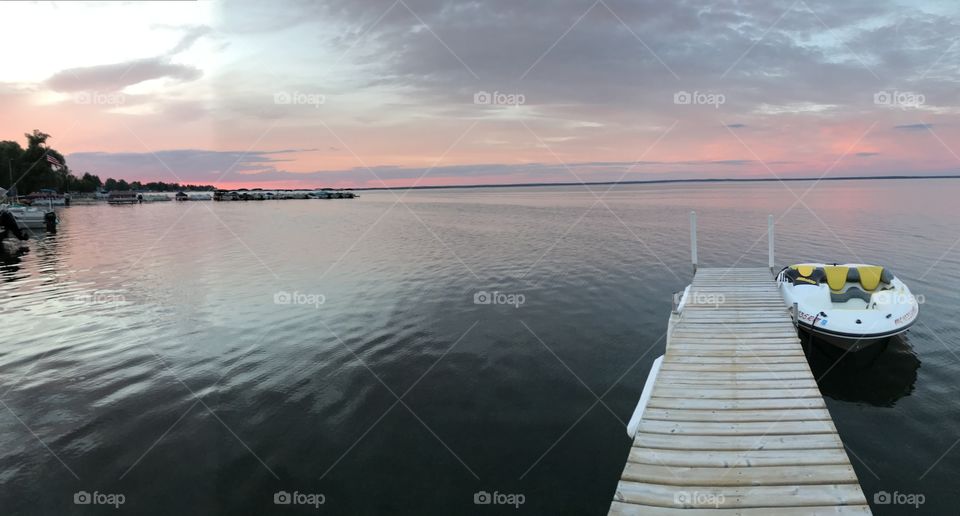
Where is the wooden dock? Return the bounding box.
[609,267,871,515]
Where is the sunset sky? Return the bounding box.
[1,0,958,189]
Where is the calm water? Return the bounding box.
[1,180,958,515]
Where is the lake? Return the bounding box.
[1,179,958,515]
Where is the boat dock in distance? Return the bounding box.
[610,214,871,514]
[213,189,356,201]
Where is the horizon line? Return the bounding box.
[346,173,960,192]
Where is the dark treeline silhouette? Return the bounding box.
[1,130,214,195]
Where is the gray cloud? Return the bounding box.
[67,148,315,183]
[893,123,933,131]
[45,25,210,92]
[61,148,847,186]
[243,0,958,114]
[46,57,202,92]
[206,0,960,125]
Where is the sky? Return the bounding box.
[0,0,958,189]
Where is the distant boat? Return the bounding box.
[175,191,212,201]
[309,189,356,199]
[212,189,355,201]
[25,189,66,206]
[139,193,172,202]
[69,196,99,205]
[108,191,140,205]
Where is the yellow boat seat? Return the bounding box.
[786,265,825,285]
[823,265,849,292]
[857,265,883,291]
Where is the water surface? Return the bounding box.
[1,180,957,514]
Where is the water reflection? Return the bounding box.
[805,333,920,407]
[31,233,63,275]
[0,245,27,269]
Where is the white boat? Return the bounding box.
[175,192,212,201]
[0,204,55,229]
[108,191,140,205]
[26,189,66,206]
[139,193,172,202]
[25,197,65,206]
[777,263,919,351]
[69,197,99,205]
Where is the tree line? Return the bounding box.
[0,130,215,195]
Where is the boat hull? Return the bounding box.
[13,219,48,229]
[2,209,50,228]
[796,320,912,351]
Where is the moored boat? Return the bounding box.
[777,263,919,351]
[139,193,172,202]
[24,189,66,206]
[174,191,212,201]
[108,191,140,205]
[0,204,56,229]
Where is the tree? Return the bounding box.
[81,172,102,192]
[65,172,102,193]
[0,130,69,194]
[24,130,50,149]
[3,130,218,194]
[0,140,24,193]
[1,130,105,195]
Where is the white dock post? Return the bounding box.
[767,214,775,274]
[690,211,698,273]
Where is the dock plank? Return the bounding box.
[645,397,826,410]
[651,380,819,390]
[620,463,859,486]
[636,419,838,436]
[609,501,872,515]
[642,407,832,422]
[633,432,843,451]
[613,481,867,509]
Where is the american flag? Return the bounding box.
[46,154,62,168]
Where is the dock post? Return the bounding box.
[768,214,775,274]
[690,211,698,273]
